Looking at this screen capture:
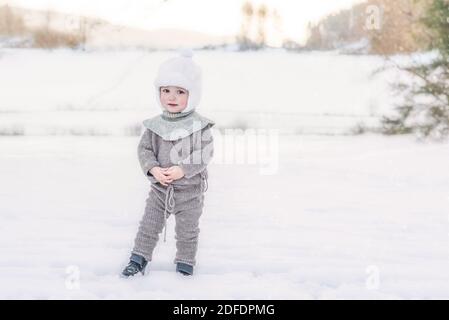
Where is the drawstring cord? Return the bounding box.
[161,171,208,243]
[201,171,209,193]
[163,184,175,242]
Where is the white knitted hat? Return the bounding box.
[153,48,202,113]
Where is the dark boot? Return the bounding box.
[176,262,194,276]
[121,253,148,277]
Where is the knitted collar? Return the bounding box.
[143,110,215,141]
[161,109,195,121]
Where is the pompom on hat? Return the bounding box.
[154,48,202,114]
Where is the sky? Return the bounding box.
[5,0,366,44]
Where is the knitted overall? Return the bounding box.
[132,110,214,267]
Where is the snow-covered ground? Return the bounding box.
[1,48,448,299]
[0,48,398,136]
[0,133,448,299]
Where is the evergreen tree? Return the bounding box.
[381,0,449,139]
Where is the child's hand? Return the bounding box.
[164,166,185,181]
[150,167,173,186]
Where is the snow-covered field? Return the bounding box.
[0,133,448,299]
[0,48,398,135]
[1,48,448,299]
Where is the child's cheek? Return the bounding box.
[177,97,183,107]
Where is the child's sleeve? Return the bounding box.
[177,125,214,179]
[137,129,160,179]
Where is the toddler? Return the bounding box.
[121,49,215,277]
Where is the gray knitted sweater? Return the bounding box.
[137,112,215,187]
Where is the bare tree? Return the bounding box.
[367,0,431,54]
[0,5,25,36]
[44,9,52,33]
[78,17,102,50]
[304,0,432,54]
[238,1,255,50]
[256,4,268,47]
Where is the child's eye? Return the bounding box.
[177,90,185,94]
[162,88,170,93]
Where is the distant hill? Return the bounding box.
[0,5,236,49]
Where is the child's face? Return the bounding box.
[159,86,189,113]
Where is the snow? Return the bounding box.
[0,48,399,136]
[0,133,448,299]
[0,48,448,299]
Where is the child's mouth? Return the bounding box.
[168,103,178,107]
